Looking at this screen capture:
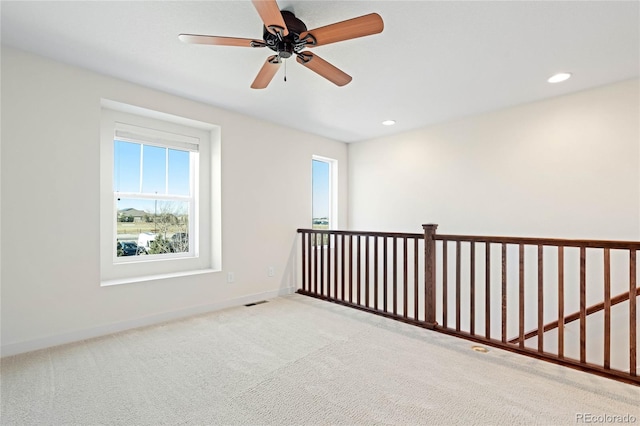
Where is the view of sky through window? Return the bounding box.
[114,140,191,213]
[312,159,330,225]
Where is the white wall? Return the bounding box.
[348,80,639,371]
[348,79,640,240]
[0,47,348,356]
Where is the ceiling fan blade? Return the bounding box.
[179,34,264,48]
[300,13,383,47]
[251,0,289,36]
[296,52,352,87]
[251,55,282,89]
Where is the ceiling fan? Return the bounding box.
[179,0,384,89]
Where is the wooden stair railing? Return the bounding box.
[509,287,640,344]
[297,225,640,385]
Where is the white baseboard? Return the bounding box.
[1,286,296,358]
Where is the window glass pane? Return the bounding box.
[142,145,167,194]
[116,198,190,256]
[113,140,140,192]
[168,149,190,196]
[312,159,330,229]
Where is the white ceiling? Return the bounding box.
[1,1,638,143]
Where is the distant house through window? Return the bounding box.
[312,156,337,230]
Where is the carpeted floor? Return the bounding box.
[1,294,638,425]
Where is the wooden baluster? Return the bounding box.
[357,235,362,305]
[630,250,637,376]
[442,240,448,328]
[604,248,611,369]
[313,234,319,294]
[307,231,312,294]
[348,235,353,303]
[501,243,507,343]
[403,237,408,319]
[327,233,332,298]
[558,246,564,358]
[470,242,476,336]
[393,237,398,315]
[334,233,338,300]
[301,232,307,292]
[537,244,544,353]
[485,242,491,339]
[320,233,325,296]
[383,237,388,312]
[341,234,346,301]
[414,238,419,320]
[374,237,379,310]
[456,241,461,331]
[519,244,525,349]
[580,246,586,363]
[365,236,370,308]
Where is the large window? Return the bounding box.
[100,102,220,285]
[113,128,197,260]
[312,156,337,229]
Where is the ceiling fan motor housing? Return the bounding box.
[263,10,308,58]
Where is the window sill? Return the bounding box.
[100,268,219,287]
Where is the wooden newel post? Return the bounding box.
[423,224,438,329]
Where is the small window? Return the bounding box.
[312,156,337,229]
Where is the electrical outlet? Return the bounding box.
[268,266,275,277]
[227,272,235,283]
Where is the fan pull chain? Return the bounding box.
[284,59,287,82]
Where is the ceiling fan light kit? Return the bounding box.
[179,0,383,89]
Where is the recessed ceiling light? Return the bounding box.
[471,345,489,353]
[382,120,396,126]
[547,72,572,83]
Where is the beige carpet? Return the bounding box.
[1,294,638,425]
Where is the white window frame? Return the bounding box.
[113,123,199,263]
[100,101,221,285]
[311,155,338,229]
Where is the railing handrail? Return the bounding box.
[297,228,423,239]
[435,233,640,250]
[298,229,640,249]
[510,287,640,344]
